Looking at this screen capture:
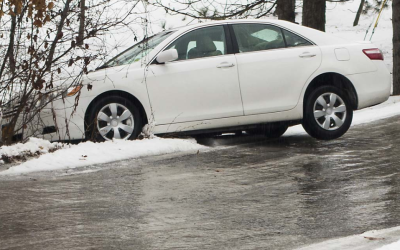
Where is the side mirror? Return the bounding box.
[156,49,178,64]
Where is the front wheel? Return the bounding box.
[302,86,353,140]
[86,96,142,141]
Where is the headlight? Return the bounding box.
[65,85,82,97]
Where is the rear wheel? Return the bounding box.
[302,85,353,140]
[86,96,142,141]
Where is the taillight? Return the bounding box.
[362,48,384,60]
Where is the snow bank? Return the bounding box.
[376,239,400,250]
[285,96,400,137]
[0,138,64,162]
[296,226,400,250]
[0,137,205,175]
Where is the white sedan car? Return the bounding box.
[38,19,390,141]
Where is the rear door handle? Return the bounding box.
[299,52,317,58]
[217,62,235,68]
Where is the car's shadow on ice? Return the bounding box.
[194,132,318,148]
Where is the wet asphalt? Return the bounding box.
[0,116,400,250]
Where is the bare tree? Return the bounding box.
[77,0,86,46]
[394,0,400,95]
[302,0,326,32]
[0,0,141,145]
[354,0,366,26]
[276,0,295,22]
[151,0,279,20]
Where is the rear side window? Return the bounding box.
[282,29,313,47]
[232,24,286,53]
[165,26,227,61]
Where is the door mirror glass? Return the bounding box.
[156,49,178,64]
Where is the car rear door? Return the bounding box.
[146,25,244,125]
[230,23,322,115]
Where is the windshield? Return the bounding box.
[98,30,175,69]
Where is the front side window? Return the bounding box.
[165,26,227,61]
[99,30,175,69]
[282,29,313,47]
[232,24,286,53]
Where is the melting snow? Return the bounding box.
[0,137,205,175]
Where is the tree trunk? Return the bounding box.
[46,0,71,71]
[353,0,365,26]
[302,0,326,32]
[393,0,400,95]
[276,0,295,23]
[77,0,85,46]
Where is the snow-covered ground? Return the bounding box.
[0,137,205,175]
[0,137,65,162]
[376,239,400,250]
[296,226,400,250]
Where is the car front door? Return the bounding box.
[230,23,322,115]
[145,25,243,126]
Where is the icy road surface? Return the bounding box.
[1,114,400,249]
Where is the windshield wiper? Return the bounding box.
[96,64,111,70]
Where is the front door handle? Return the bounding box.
[217,62,235,68]
[299,52,317,58]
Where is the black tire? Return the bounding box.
[246,123,289,139]
[86,95,142,142]
[302,85,353,140]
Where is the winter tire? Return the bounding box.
[86,95,142,141]
[302,85,353,140]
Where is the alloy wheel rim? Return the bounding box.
[313,92,347,131]
[97,103,134,140]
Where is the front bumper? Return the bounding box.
[1,96,89,142]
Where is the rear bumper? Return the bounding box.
[348,61,391,110]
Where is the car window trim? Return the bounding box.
[98,30,176,70]
[281,28,314,48]
[227,23,316,55]
[223,25,235,55]
[149,24,233,65]
[280,28,288,47]
[227,24,240,54]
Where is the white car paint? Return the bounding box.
[146,54,243,124]
[21,19,390,141]
[235,45,322,115]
